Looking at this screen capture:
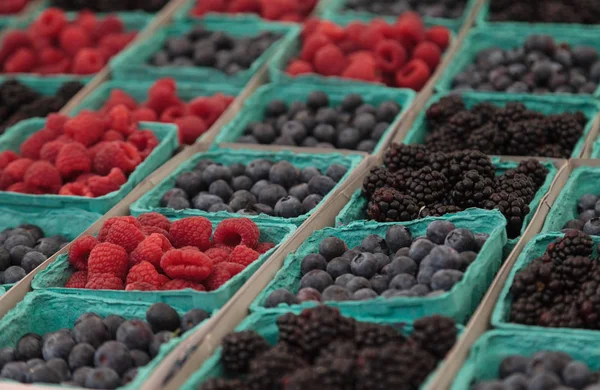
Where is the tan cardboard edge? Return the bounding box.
[580,112,600,158]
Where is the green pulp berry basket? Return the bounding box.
[110,16,300,87]
[0,75,87,99]
[31,215,296,312]
[212,80,416,154]
[250,209,507,324]
[403,91,600,159]
[0,290,212,390]
[335,158,557,256]
[590,138,600,158]
[0,118,179,213]
[129,149,363,226]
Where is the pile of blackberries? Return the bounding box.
[0,302,209,388]
[473,350,600,390]
[199,306,457,390]
[363,144,549,239]
[237,90,402,153]
[0,79,83,134]
[0,224,70,284]
[343,0,467,19]
[50,0,168,12]
[423,95,587,158]
[562,192,600,235]
[161,158,348,219]
[489,0,600,25]
[150,26,282,75]
[266,222,488,306]
[452,35,600,95]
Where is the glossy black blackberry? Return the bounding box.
[199,378,247,390]
[409,315,457,360]
[425,96,466,128]
[509,260,552,325]
[367,188,420,222]
[448,111,482,132]
[537,144,568,158]
[220,331,270,374]
[450,170,495,208]
[466,123,508,155]
[542,230,594,265]
[383,143,427,172]
[296,306,355,358]
[427,152,451,173]
[514,159,549,187]
[277,313,304,350]
[284,361,355,390]
[50,0,168,12]
[577,280,600,328]
[482,191,530,239]
[471,102,498,122]
[362,166,398,198]
[419,203,463,218]
[446,150,495,185]
[497,171,537,204]
[353,322,405,349]
[505,120,548,156]
[547,114,585,152]
[315,340,358,366]
[0,80,40,112]
[554,256,594,292]
[540,293,584,328]
[491,102,529,131]
[405,167,449,206]
[246,347,308,390]
[423,124,467,153]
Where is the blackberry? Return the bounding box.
[537,143,568,158]
[0,80,39,112]
[554,256,593,292]
[220,331,270,374]
[285,362,354,390]
[56,81,84,101]
[466,123,508,154]
[199,378,247,390]
[510,291,546,326]
[296,306,355,358]
[423,125,466,153]
[514,159,549,187]
[542,230,594,265]
[446,150,494,185]
[419,203,463,218]
[315,340,358,366]
[497,171,537,204]
[450,170,495,208]
[425,96,465,128]
[354,322,405,349]
[246,347,308,390]
[577,280,600,328]
[367,188,419,222]
[409,315,457,360]
[405,167,449,206]
[540,293,584,328]
[505,120,548,156]
[491,102,529,130]
[362,167,398,198]
[482,191,530,239]
[277,312,304,350]
[448,111,482,132]
[383,143,427,172]
[547,114,585,152]
[471,102,498,122]
[427,151,452,173]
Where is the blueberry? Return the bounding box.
[428,246,461,270]
[46,358,70,381]
[293,110,317,131]
[75,313,102,326]
[409,284,431,296]
[431,269,463,291]
[385,256,418,277]
[357,140,376,153]
[353,288,378,300]
[373,253,391,271]
[193,46,216,67]
[474,233,489,251]
[376,101,400,122]
[275,196,303,218]
[356,104,376,116]
[72,316,109,348]
[580,209,596,223]
[382,289,417,298]
[265,288,299,308]
[9,245,32,266]
[253,203,274,216]
[248,123,275,144]
[94,341,132,376]
[335,273,355,287]
[258,184,287,207]
[72,367,93,386]
[308,175,336,196]
[269,161,299,189]
[301,254,327,275]
[385,225,413,253]
[302,194,323,213]
[326,257,352,280]
[307,91,329,110]
[417,266,436,286]
[1,361,27,382]
[426,220,456,244]
[122,368,139,386]
[528,351,571,375]
[42,331,75,361]
[85,367,121,389]
[325,164,347,182]
[238,135,258,144]
[27,363,61,384]
[573,46,599,68]
[175,171,204,197]
[68,343,95,371]
[18,224,42,242]
[33,238,60,258]
[209,203,233,213]
[180,309,210,334]
[315,108,338,125]
[346,276,371,293]
[289,184,310,201]
[506,81,530,93]
[389,273,417,290]
[231,176,254,192]
[146,303,180,333]
[265,100,287,117]
[322,285,352,301]
[528,372,561,390]
[202,165,232,185]
[166,37,193,57]
[299,269,333,292]
[562,360,592,388]
[336,128,361,149]
[4,265,25,283]
[208,180,234,201]
[591,62,600,82]
[371,122,389,141]
[313,124,337,144]
[161,188,188,207]
[301,137,319,147]
[584,218,600,235]
[319,237,348,260]
[353,113,377,138]
[149,331,172,358]
[0,347,15,370]
[339,94,362,112]
[250,180,270,197]
[578,193,598,212]
[130,350,150,367]
[563,219,584,231]
[458,251,478,271]
[17,333,42,360]
[21,251,46,273]
[297,287,322,302]
[273,135,296,145]
[190,194,221,211]
[116,320,153,352]
[524,35,555,55]
[229,191,257,211]
[350,253,378,279]
[316,142,335,148]
[288,101,308,117]
[4,233,35,251]
[27,358,45,368]
[151,51,170,66]
[444,229,477,253]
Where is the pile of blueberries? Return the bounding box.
[562,192,600,235]
[452,34,600,94]
[265,220,488,307]
[161,159,348,219]
[237,91,402,153]
[150,26,282,75]
[343,0,467,19]
[0,303,209,389]
[0,224,69,285]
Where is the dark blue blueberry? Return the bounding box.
[160,188,187,207]
[72,367,93,386]
[46,358,70,381]
[300,253,327,275]
[325,165,347,182]
[370,275,390,293]
[458,251,478,271]
[181,309,210,334]
[250,180,270,197]
[0,347,15,370]
[563,219,584,231]
[591,62,600,82]
[313,124,337,144]
[193,45,216,67]
[583,218,600,236]
[431,269,464,291]
[386,225,412,253]
[360,234,388,255]
[315,108,338,125]
[301,137,319,147]
[308,175,336,196]
[27,363,61,384]
[346,276,371,293]
[273,135,296,146]
[500,355,529,378]
[17,333,42,360]
[202,165,232,185]
[319,237,348,260]
[428,246,461,270]
[381,289,417,298]
[293,110,317,132]
[72,316,109,348]
[21,251,46,273]
[151,51,170,66]
[527,351,571,375]
[376,101,400,122]
[528,372,561,390]
[336,128,361,149]
[208,180,234,201]
[209,203,233,213]
[356,104,376,116]
[371,122,389,141]
[265,100,287,117]
[192,194,222,211]
[506,82,530,93]
[299,269,333,292]
[269,161,299,189]
[166,37,193,57]
[130,350,150,367]
[445,228,477,253]
[9,245,32,266]
[524,35,555,55]
[253,203,274,216]
[417,265,436,286]
[85,367,121,389]
[389,274,417,290]
[281,121,307,144]
[194,159,217,172]
[474,234,489,251]
[68,343,95,371]
[0,247,13,270]
[175,171,204,197]
[322,285,352,301]
[19,224,43,242]
[288,101,308,117]
[232,176,254,192]
[350,253,378,279]
[573,46,599,68]
[74,313,101,326]
[302,194,323,213]
[335,274,355,287]
[42,331,75,361]
[146,303,180,333]
[300,167,321,183]
[229,163,246,177]
[580,209,596,223]
[562,360,592,389]
[385,256,418,277]
[26,358,45,368]
[297,287,322,302]
[409,284,431,296]
[357,140,376,153]
[532,61,553,85]
[426,220,456,244]
[275,196,303,218]
[168,196,191,210]
[373,253,391,272]
[315,142,335,148]
[149,331,173,358]
[353,113,376,138]
[116,320,153,352]
[237,135,258,144]
[289,183,310,201]
[326,257,352,280]
[1,361,27,382]
[265,289,299,308]
[4,233,35,251]
[341,94,363,112]
[307,91,329,110]
[507,63,527,79]
[353,288,378,300]
[94,341,132,376]
[122,368,139,386]
[258,184,287,208]
[578,193,598,212]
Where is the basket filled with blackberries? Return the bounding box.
[214,84,414,154]
[482,0,600,25]
[403,92,599,158]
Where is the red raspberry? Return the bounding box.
[212,218,260,249]
[255,242,275,254]
[4,158,34,182]
[181,246,200,252]
[141,226,172,242]
[426,26,450,51]
[341,60,378,82]
[160,105,187,123]
[4,48,36,73]
[102,130,125,142]
[39,47,65,66]
[128,130,159,159]
[313,44,346,76]
[6,182,42,194]
[170,217,212,250]
[187,97,223,127]
[301,18,320,39]
[204,248,230,265]
[98,32,135,57]
[72,48,106,75]
[314,20,346,42]
[372,18,398,39]
[395,59,431,91]
[346,21,367,44]
[75,11,98,35]
[133,108,158,122]
[65,271,88,288]
[88,141,108,161]
[286,60,314,76]
[359,27,385,50]
[174,116,207,145]
[259,0,297,20]
[130,233,172,268]
[46,114,69,134]
[228,245,260,267]
[105,219,146,253]
[64,112,105,147]
[145,81,182,115]
[98,216,142,241]
[375,40,407,73]
[93,141,141,175]
[204,265,232,291]
[338,39,358,54]
[161,279,206,291]
[96,15,124,36]
[87,172,122,197]
[24,161,62,193]
[88,242,128,280]
[220,262,245,276]
[395,12,425,47]
[0,151,18,169]
[160,249,213,282]
[301,34,331,62]
[35,58,71,75]
[212,93,234,107]
[413,41,442,70]
[192,0,227,16]
[68,235,99,271]
[137,212,171,231]
[33,8,68,39]
[0,0,27,14]
[59,25,91,56]
[40,140,68,163]
[125,282,156,291]
[55,143,92,179]
[85,273,124,290]
[229,0,261,13]
[75,172,99,184]
[104,90,138,112]
[151,78,176,93]
[126,261,165,287]
[0,31,31,64]
[21,129,57,159]
[109,104,134,135]
[59,182,94,197]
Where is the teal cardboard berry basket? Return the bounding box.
[0,118,179,213]
[31,215,296,313]
[403,91,600,159]
[110,16,300,87]
[590,138,600,158]
[212,80,416,154]
[129,149,363,227]
[250,209,506,324]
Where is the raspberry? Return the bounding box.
[40,140,68,163]
[133,108,157,122]
[413,41,442,70]
[87,167,127,197]
[4,48,36,73]
[21,129,57,159]
[46,114,69,133]
[0,151,18,169]
[359,28,385,51]
[137,212,171,231]
[72,48,106,74]
[98,216,142,241]
[181,246,200,252]
[96,16,124,36]
[161,279,206,291]
[212,218,260,249]
[229,0,262,13]
[228,245,260,267]
[24,161,62,193]
[130,233,172,268]
[160,105,187,123]
[75,172,99,184]
[126,261,165,288]
[4,158,33,182]
[301,34,331,62]
[55,143,92,179]
[59,25,91,56]
[313,44,346,76]
[286,60,314,76]
[105,219,146,253]
[75,11,98,35]
[93,141,142,175]
[375,40,407,73]
[6,182,41,194]
[395,12,425,46]
[372,19,397,39]
[128,130,159,158]
[39,47,65,66]
[65,271,88,288]
[98,32,135,57]
[255,242,275,254]
[59,182,94,197]
[104,90,138,112]
[87,242,129,280]
[204,248,230,265]
[426,26,450,51]
[109,104,134,135]
[170,217,212,250]
[145,83,182,115]
[64,112,105,147]
[341,60,378,82]
[314,20,346,42]
[88,141,108,161]
[68,236,99,271]
[174,116,208,145]
[260,0,297,20]
[35,58,71,75]
[125,282,156,291]
[187,97,223,127]
[141,226,171,242]
[85,273,124,290]
[204,266,232,291]
[0,31,31,64]
[160,249,213,282]
[34,8,68,39]
[395,59,431,91]
[192,0,227,16]
[220,262,245,276]
[103,130,125,142]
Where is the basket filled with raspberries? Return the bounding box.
[403,92,599,158]
[48,0,169,12]
[129,150,362,226]
[70,78,238,145]
[0,8,148,77]
[0,0,30,16]
[0,291,211,388]
[181,306,459,390]
[438,29,600,95]
[273,15,451,91]
[0,111,178,213]
[253,209,506,323]
[110,18,298,86]
[31,214,296,311]
[214,84,414,154]
[181,0,323,23]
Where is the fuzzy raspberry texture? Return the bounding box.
[191,0,317,22]
[0,8,136,75]
[126,261,169,288]
[212,218,260,249]
[104,219,146,253]
[170,217,212,250]
[65,270,87,288]
[125,282,156,291]
[68,235,99,271]
[137,212,171,231]
[160,249,213,282]
[88,242,129,280]
[85,273,124,290]
[130,233,172,268]
[284,15,451,91]
[161,279,206,291]
[228,245,260,267]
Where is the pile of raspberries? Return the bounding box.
[65,214,275,292]
[285,15,451,91]
[0,0,28,14]
[190,0,319,22]
[0,8,137,75]
[0,108,160,197]
[92,78,234,145]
